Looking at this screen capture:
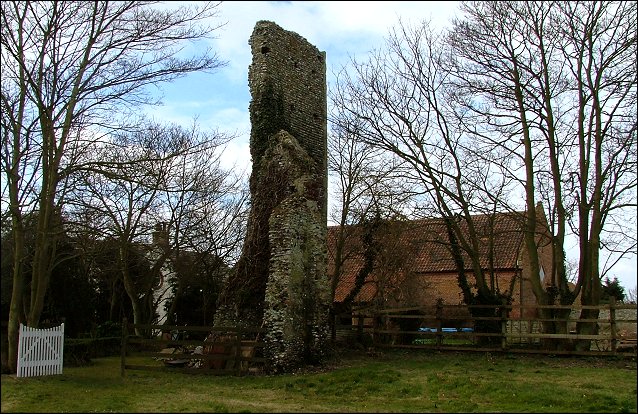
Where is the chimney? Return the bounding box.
[152,222,169,247]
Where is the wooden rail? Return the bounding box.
[333,301,637,357]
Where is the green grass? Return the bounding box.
[1,349,636,413]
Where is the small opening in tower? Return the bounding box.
[261,45,270,54]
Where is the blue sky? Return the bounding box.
[143,1,636,293]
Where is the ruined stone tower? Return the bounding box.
[214,21,330,373]
[247,21,328,205]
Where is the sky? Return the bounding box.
[147,1,460,171]
[143,1,637,294]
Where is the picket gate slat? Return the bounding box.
[16,323,64,378]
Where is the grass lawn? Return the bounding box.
[1,349,636,413]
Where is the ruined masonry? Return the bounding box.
[214,21,330,373]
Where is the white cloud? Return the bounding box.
[211,1,460,81]
[220,139,251,173]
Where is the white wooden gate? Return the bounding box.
[17,323,65,378]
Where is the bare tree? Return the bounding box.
[1,0,226,372]
[152,121,248,329]
[447,0,636,347]
[66,120,244,336]
[327,113,412,307]
[330,18,518,335]
[158,120,248,271]
[68,122,177,336]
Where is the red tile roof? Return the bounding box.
[328,212,528,303]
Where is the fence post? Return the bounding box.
[501,305,508,351]
[16,324,25,377]
[57,323,65,375]
[120,317,127,377]
[372,313,378,348]
[331,312,336,342]
[233,333,241,375]
[435,301,443,348]
[609,297,617,353]
[357,315,364,342]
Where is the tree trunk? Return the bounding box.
[121,271,145,337]
[7,249,25,373]
[6,213,26,373]
[118,245,145,337]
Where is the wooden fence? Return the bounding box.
[120,302,635,377]
[17,323,65,378]
[334,301,637,357]
[120,318,266,376]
